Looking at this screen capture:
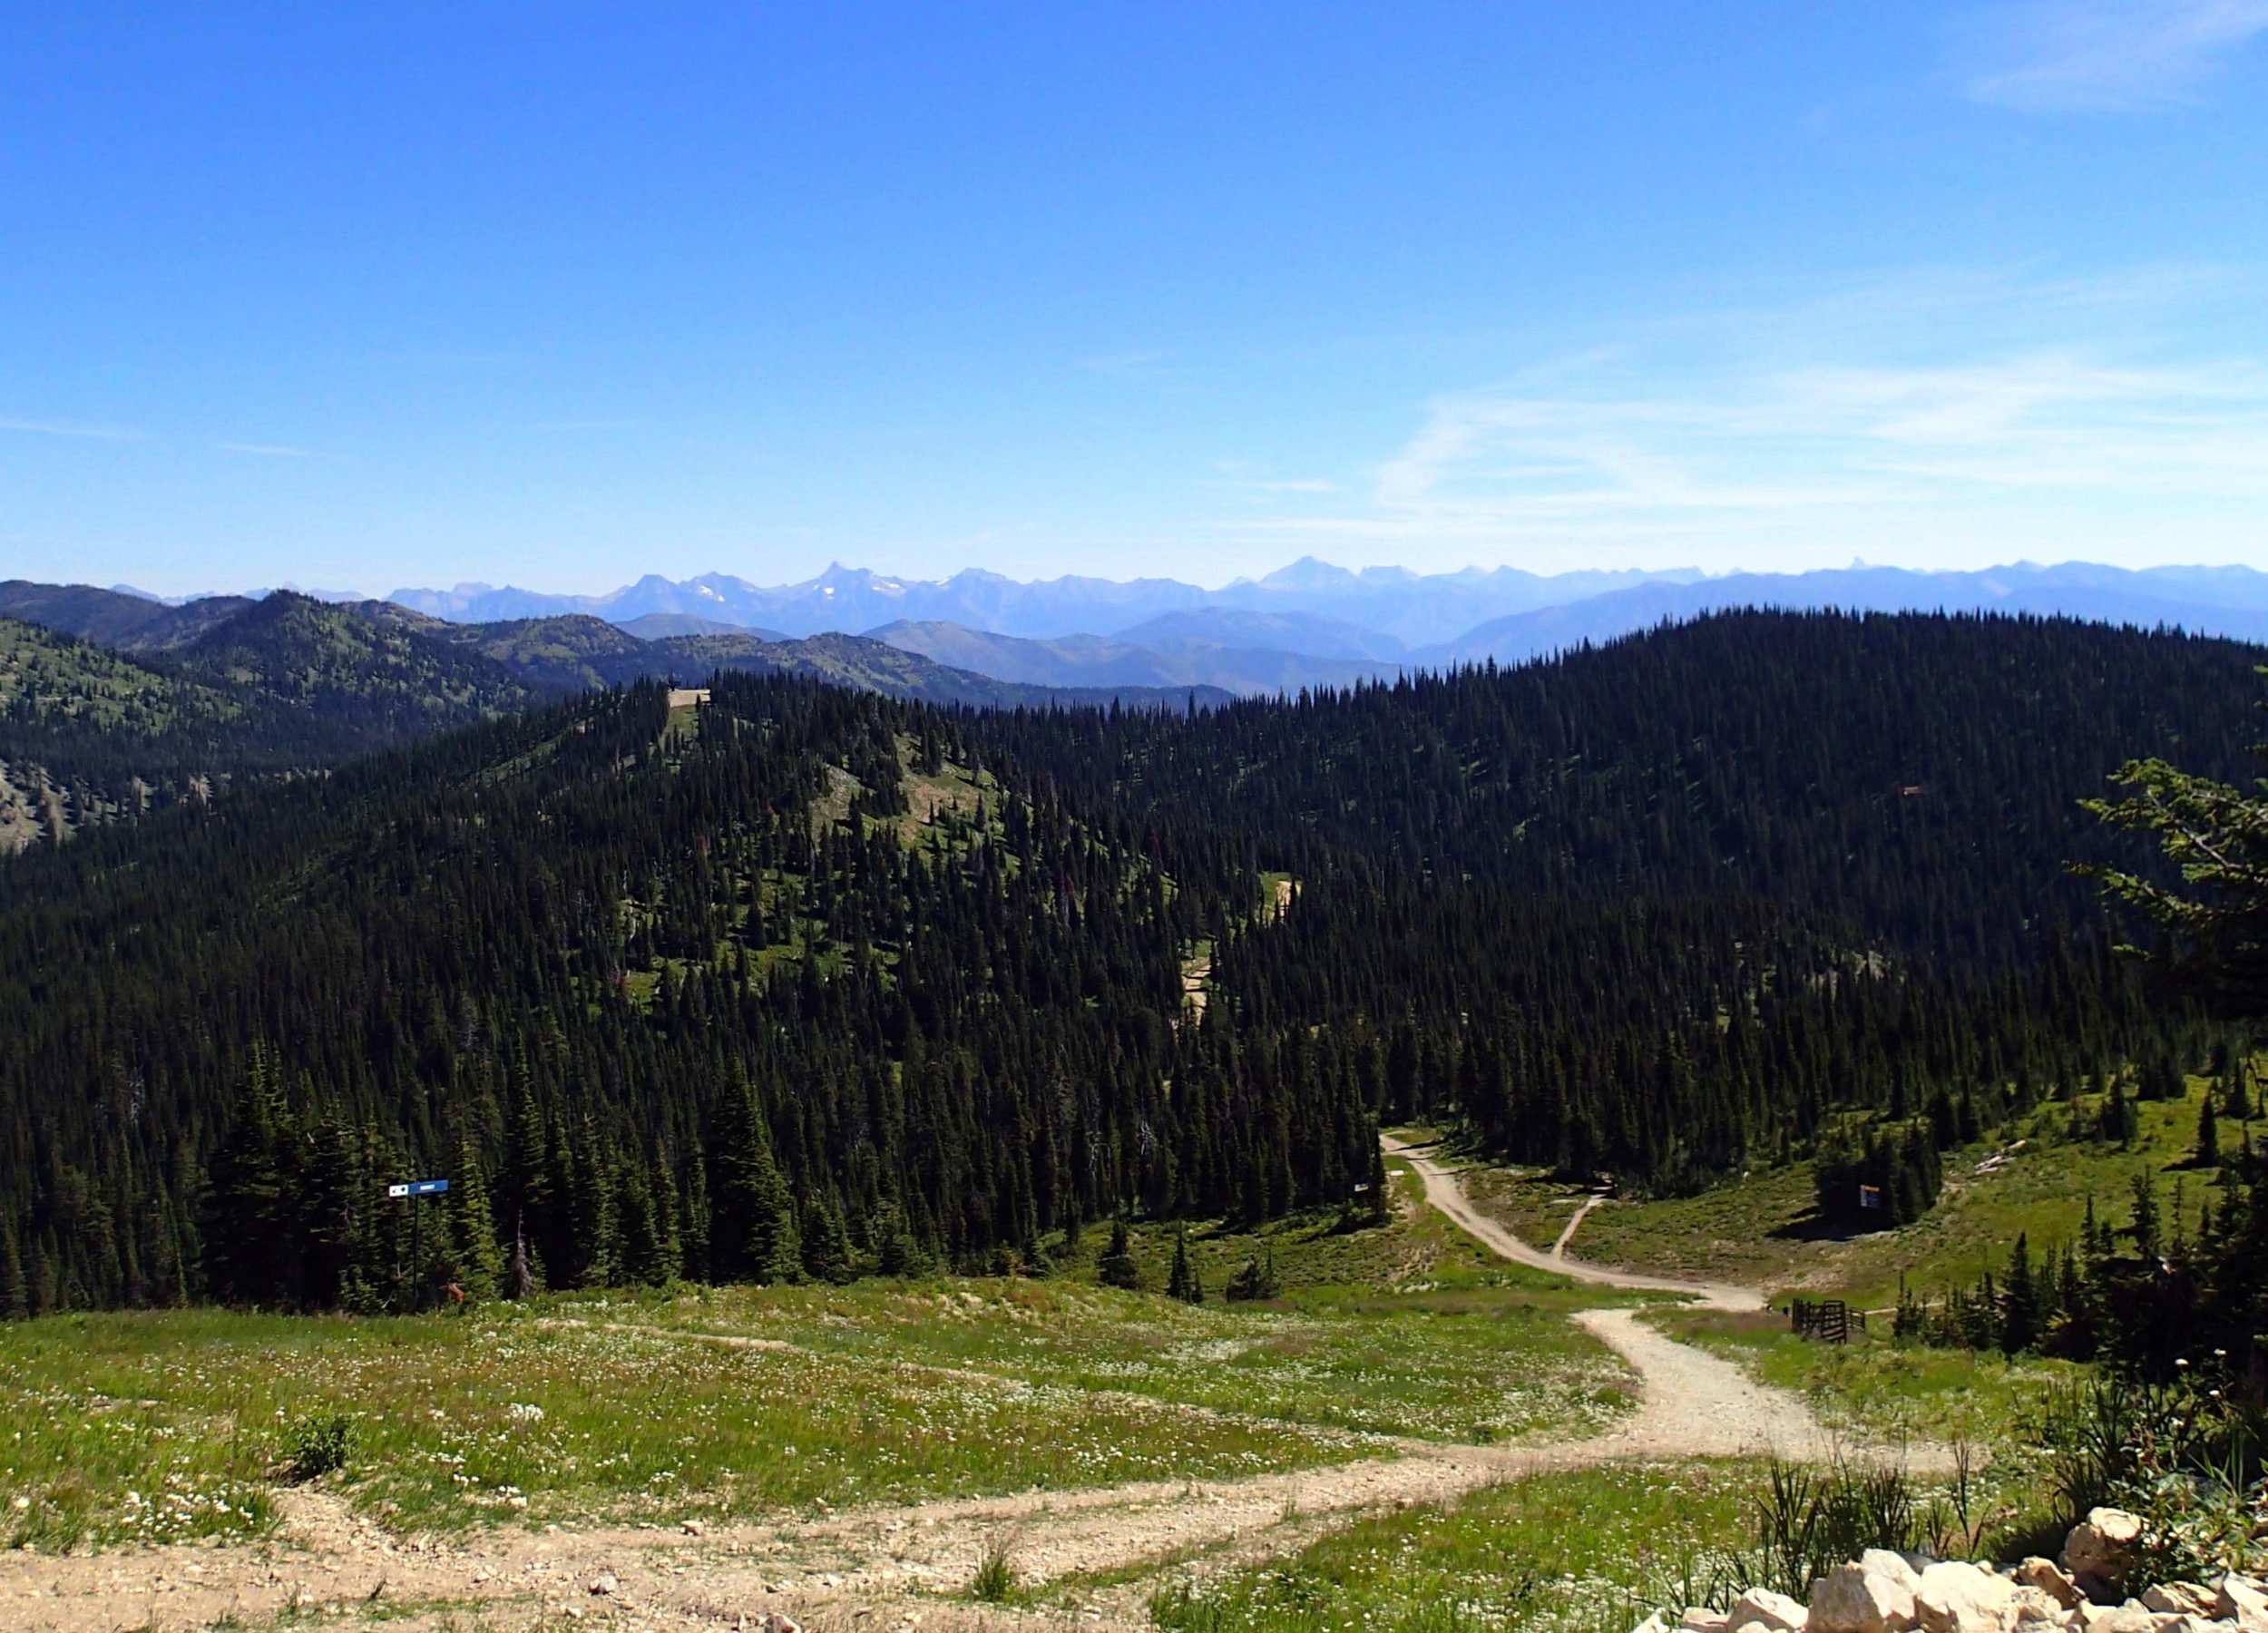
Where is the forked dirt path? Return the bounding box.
[1381,1136,1841,1466]
[1383,1136,1766,1309]
[3,1146,1881,1632]
[1551,1195,1602,1258]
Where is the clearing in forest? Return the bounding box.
[0,1151,2009,1633]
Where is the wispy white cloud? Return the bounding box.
[1956,0,2268,112]
[1223,268,2268,572]
[219,441,314,458]
[0,416,139,440]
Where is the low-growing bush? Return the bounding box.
[279,1411,356,1481]
[1227,1245,1282,1302]
[1721,1457,1931,1602]
[970,1534,1019,1602]
[2030,1363,2268,1588]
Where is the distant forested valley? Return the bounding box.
[0,610,2258,1316]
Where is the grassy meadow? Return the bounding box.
[1457,1079,2233,1309]
[0,1164,1635,1553]
[1647,1305,2077,1451]
[1146,1462,1754,1633]
[0,1128,2136,1633]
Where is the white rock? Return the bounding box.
[1683,1609,1734,1633]
[1729,1587,1811,1632]
[2006,1585,2067,1628]
[1631,1615,1671,1633]
[1812,1558,1921,1633]
[1916,1560,2016,1633]
[2064,1511,2144,1588]
[2072,1604,2153,1633]
[589,1573,619,1598]
[2138,1585,2214,1618]
[2218,1576,2268,1629]
[2011,1560,2084,1612]
[1863,1552,1927,1595]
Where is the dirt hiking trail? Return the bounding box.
[1383,1135,1767,1310]
[1549,1195,1602,1258]
[1379,1136,1845,1467]
[5,1146,1902,1632]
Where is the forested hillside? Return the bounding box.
[0,586,1224,851]
[0,611,2257,1315]
[0,597,543,849]
[980,612,2260,1199]
[0,675,1373,1314]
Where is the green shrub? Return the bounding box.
[279,1411,356,1481]
[1227,1244,1282,1302]
[970,1534,1019,1602]
[2031,1367,2268,1588]
[1723,1457,1930,1601]
[1098,1219,1140,1290]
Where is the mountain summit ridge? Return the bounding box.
[384,559,2268,672]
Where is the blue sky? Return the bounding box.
[3,4,2264,595]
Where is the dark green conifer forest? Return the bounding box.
[0,611,2258,1315]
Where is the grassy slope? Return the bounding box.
[1432,1098,2204,1481]
[0,1166,1633,1551]
[0,618,243,848]
[1458,1081,2230,1309]
[590,1181,1635,1450]
[1650,1306,2078,1450]
[1146,1462,1750,1633]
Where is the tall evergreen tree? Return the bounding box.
[1167,1228,1203,1304]
[445,1137,506,1301]
[0,1214,25,1320]
[1099,1219,1139,1290]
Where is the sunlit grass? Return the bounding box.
[1456,1083,2233,1307]
[562,1175,1637,1448]
[0,1301,1370,1550]
[572,1273,1631,1450]
[1648,1306,2077,1452]
[1147,1462,1753,1633]
[0,1168,1638,1552]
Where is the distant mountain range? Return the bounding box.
[389,560,1697,647]
[11,554,2267,846]
[0,582,1227,849]
[383,559,2268,697]
[867,620,1402,696]
[1420,565,2268,667]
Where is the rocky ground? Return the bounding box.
[1647,1510,2268,1633]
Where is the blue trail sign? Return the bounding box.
[389,1178,451,1312]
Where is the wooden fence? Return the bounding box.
[1788,1297,1865,1344]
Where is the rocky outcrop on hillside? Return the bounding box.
[1634,1511,2268,1633]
